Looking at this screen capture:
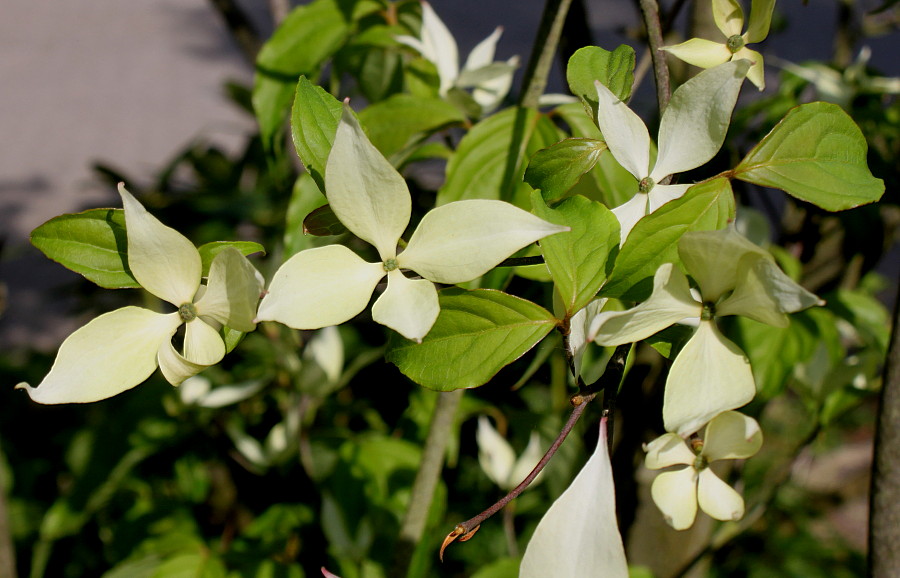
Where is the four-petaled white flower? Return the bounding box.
[395,0,518,113]
[662,0,775,90]
[595,59,750,242]
[17,185,262,404]
[256,103,567,342]
[645,411,763,530]
[476,416,544,491]
[592,227,822,435]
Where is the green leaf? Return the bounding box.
[734,102,885,211]
[290,76,344,191]
[386,289,558,390]
[645,324,694,359]
[30,208,139,289]
[731,308,836,398]
[358,94,465,159]
[196,241,265,277]
[253,0,381,152]
[601,178,735,301]
[531,192,619,315]
[566,45,636,118]
[555,103,639,209]
[302,204,347,237]
[437,107,562,209]
[524,138,608,203]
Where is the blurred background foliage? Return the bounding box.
[1,0,898,576]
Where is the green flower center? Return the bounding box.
[639,177,655,194]
[701,302,716,321]
[383,258,399,272]
[726,34,745,53]
[693,454,709,471]
[178,302,198,322]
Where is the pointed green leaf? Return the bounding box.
[437,107,562,209]
[601,178,735,301]
[358,94,465,159]
[196,241,265,278]
[532,192,619,315]
[524,138,608,202]
[555,103,638,209]
[566,45,636,120]
[30,208,139,289]
[290,76,343,191]
[734,102,885,211]
[385,288,557,390]
[253,0,381,151]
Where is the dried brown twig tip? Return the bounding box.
[439,524,480,561]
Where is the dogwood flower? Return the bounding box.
[595,59,750,242]
[395,0,518,112]
[16,185,262,404]
[592,227,821,435]
[256,104,566,342]
[520,418,628,577]
[662,0,775,90]
[645,411,763,530]
[476,416,544,491]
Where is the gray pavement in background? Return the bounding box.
[0,0,897,350]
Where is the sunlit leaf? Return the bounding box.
[734,102,885,211]
[437,107,562,209]
[196,241,265,277]
[30,208,139,289]
[566,45,636,119]
[291,76,343,190]
[524,138,608,203]
[386,289,557,390]
[532,192,619,315]
[602,178,735,301]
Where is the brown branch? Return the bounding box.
[868,277,900,577]
[638,0,671,113]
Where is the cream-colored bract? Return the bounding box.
[257,104,567,342]
[395,1,518,112]
[520,418,628,578]
[594,60,750,242]
[592,227,821,435]
[662,0,775,90]
[645,411,763,530]
[16,185,262,404]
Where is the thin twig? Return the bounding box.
[441,391,596,559]
[518,0,576,109]
[638,0,671,113]
[394,389,464,575]
[440,342,632,557]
